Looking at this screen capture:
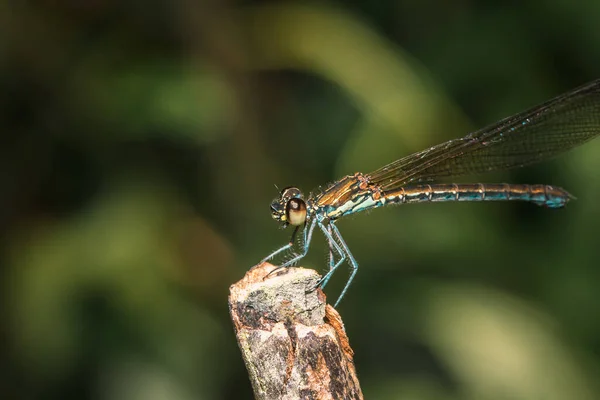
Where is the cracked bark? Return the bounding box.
[229,262,363,400]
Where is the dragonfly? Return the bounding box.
[262,78,600,307]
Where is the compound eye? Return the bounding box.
[286,198,307,226]
[270,200,285,221]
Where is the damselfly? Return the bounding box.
[263,79,600,307]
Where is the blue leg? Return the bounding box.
[329,222,359,308]
[315,222,346,290]
[272,218,317,271]
[327,224,335,271]
[260,225,300,265]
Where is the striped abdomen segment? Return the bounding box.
[384,183,574,208]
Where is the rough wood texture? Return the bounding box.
[229,262,363,400]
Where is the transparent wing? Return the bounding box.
[368,79,600,190]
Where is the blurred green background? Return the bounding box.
[3,1,600,399]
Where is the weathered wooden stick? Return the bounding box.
[229,262,363,400]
